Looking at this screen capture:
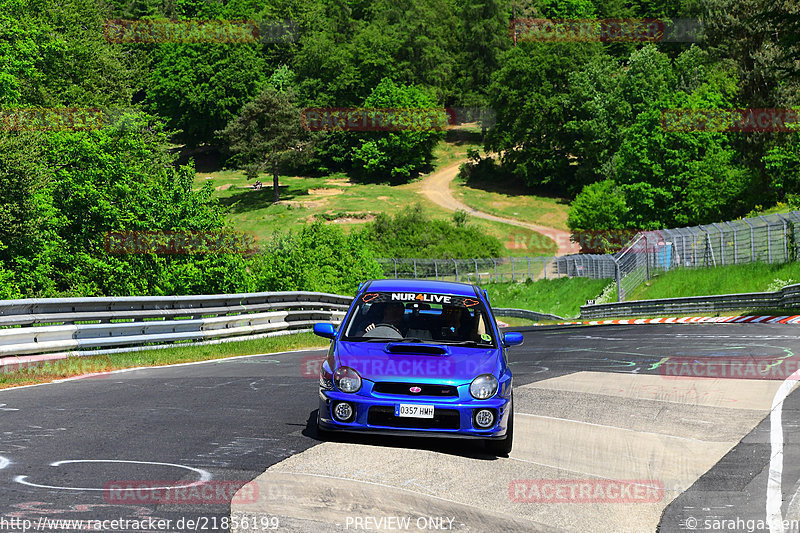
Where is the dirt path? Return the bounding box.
[420,160,580,256]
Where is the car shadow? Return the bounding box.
[303,410,501,461]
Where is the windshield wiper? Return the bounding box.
[437,340,493,347]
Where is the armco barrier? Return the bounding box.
[0,292,350,359]
[580,283,800,319]
[493,308,563,321]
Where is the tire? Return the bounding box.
[316,411,332,440]
[486,400,514,457]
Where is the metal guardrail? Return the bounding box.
[580,283,800,319]
[493,308,564,321]
[0,292,350,359]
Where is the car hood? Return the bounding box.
[336,341,500,384]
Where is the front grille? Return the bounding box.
[373,382,458,397]
[367,405,460,429]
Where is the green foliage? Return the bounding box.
[567,179,628,232]
[482,277,611,319]
[218,86,313,202]
[349,78,445,181]
[452,209,469,228]
[1,112,251,297]
[146,43,269,147]
[360,204,503,259]
[763,130,800,203]
[248,221,382,295]
[293,0,460,106]
[0,0,136,107]
[628,262,800,301]
[486,41,602,193]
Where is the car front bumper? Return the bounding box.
[318,388,512,439]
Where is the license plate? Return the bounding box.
[396,404,435,418]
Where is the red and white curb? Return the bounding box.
[520,315,800,327]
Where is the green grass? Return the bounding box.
[195,141,557,257]
[626,262,800,301]
[481,277,612,319]
[453,170,571,231]
[0,332,328,389]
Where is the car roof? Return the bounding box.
[363,279,480,297]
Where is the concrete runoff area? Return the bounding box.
[232,372,790,532]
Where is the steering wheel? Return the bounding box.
[363,323,403,339]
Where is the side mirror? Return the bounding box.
[313,322,336,339]
[502,332,524,347]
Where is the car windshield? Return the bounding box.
[341,291,496,347]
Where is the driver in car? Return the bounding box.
[363,301,407,336]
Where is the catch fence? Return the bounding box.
[378,211,800,302]
[375,256,615,284]
[614,211,800,301]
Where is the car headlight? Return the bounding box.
[334,366,362,393]
[470,374,498,399]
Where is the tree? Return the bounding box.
[350,78,445,181]
[219,87,312,202]
[0,0,136,108]
[486,41,601,194]
[146,43,269,147]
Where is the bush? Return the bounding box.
[247,221,383,295]
[360,203,503,259]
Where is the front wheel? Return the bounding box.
[485,400,514,457]
[316,410,332,440]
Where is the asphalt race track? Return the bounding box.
[2,323,800,532]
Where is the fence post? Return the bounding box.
[776,214,789,262]
[744,218,755,262]
[452,259,459,282]
[614,257,622,302]
[434,260,438,280]
[474,258,479,282]
[392,258,397,278]
[413,258,417,279]
[542,257,547,279]
[643,234,650,280]
[759,216,772,263]
[725,221,738,264]
[511,257,515,281]
[493,258,498,282]
[527,257,532,281]
[712,223,725,265]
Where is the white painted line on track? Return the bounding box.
[767,369,800,533]
[0,456,9,470]
[0,347,325,394]
[13,459,212,491]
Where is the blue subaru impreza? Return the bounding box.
[313,279,522,456]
